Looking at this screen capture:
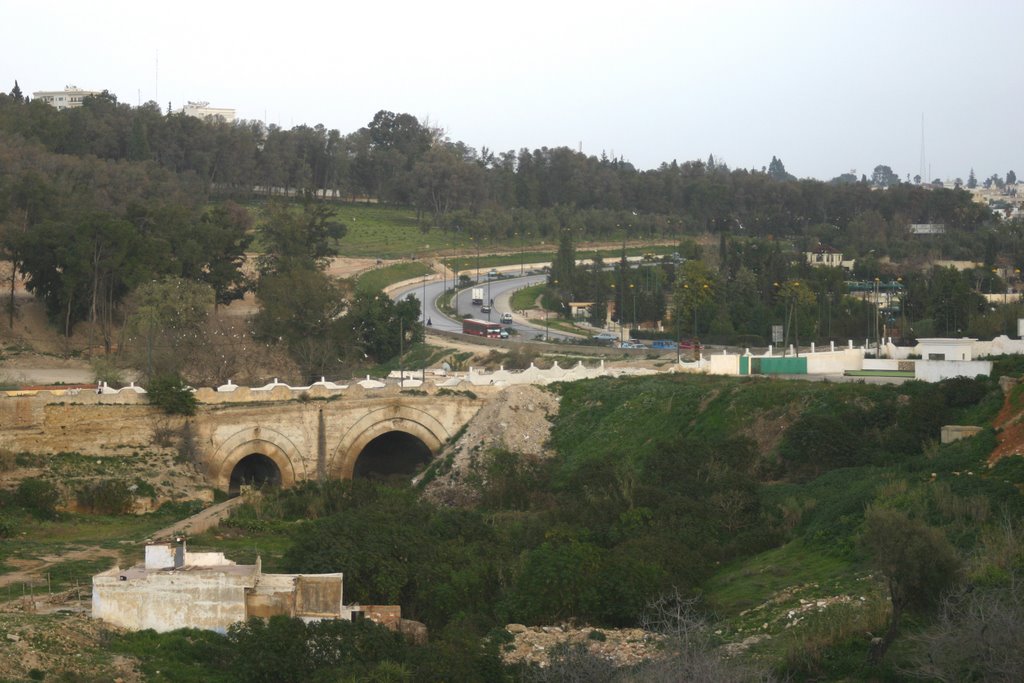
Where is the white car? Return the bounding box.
[500,312,513,324]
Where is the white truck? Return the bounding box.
[471,288,484,305]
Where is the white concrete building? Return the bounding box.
[909,223,946,235]
[32,85,102,110]
[805,245,843,268]
[181,101,236,123]
[93,541,400,633]
[915,337,976,361]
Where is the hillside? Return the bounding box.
[1,371,1023,680]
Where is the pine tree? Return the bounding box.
[767,156,790,181]
[967,168,977,189]
[9,80,23,102]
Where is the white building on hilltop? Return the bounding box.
[32,85,103,110]
[804,244,844,268]
[181,101,236,123]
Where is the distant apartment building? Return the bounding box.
[805,245,843,268]
[908,223,946,235]
[181,101,236,123]
[32,85,102,110]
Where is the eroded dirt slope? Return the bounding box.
[420,384,560,507]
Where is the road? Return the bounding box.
[391,272,583,342]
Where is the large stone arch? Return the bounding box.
[328,405,449,480]
[208,426,307,491]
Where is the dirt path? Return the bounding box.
[0,497,245,595]
[146,496,246,541]
[0,547,121,591]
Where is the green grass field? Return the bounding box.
[249,201,680,261]
[354,262,433,293]
[703,540,864,616]
[511,284,545,310]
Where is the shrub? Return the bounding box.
[0,448,16,471]
[176,421,200,466]
[779,413,864,479]
[940,376,990,408]
[0,515,14,538]
[147,374,198,416]
[16,478,61,519]
[91,357,125,387]
[77,479,134,515]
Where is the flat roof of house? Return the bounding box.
[99,564,259,580]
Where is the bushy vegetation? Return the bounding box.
[15,478,61,519]
[146,374,198,416]
[75,479,134,515]
[8,371,1023,679]
[188,374,1010,674]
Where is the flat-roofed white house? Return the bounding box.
[805,245,843,268]
[909,223,946,235]
[181,101,236,123]
[32,85,102,110]
[93,541,404,634]
[915,337,975,361]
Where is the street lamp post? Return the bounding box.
[630,283,636,339]
[610,282,622,343]
[421,272,427,324]
[451,226,460,317]
[793,281,800,357]
[676,314,681,363]
[547,279,558,341]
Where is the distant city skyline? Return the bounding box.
[4,0,1022,182]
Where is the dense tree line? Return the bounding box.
[0,130,422,381]
[0,130,245,341]
[0,87,994,256]
[2,82,1016,365]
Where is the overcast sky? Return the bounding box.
[4,0,1022,181]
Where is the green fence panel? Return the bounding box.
[756,357,808,375]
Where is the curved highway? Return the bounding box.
[391,272,582,343]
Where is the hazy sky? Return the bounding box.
[4,0,1022,181]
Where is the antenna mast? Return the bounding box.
[919,113,926,182]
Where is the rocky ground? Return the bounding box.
[0,612,141,682]
[419,384,561,507]
[501,623,665,669]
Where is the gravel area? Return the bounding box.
[420,384,560,507]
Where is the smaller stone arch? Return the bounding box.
[208,426,307,492]
[328,407,449,480]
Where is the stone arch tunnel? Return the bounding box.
[201,396,478,492]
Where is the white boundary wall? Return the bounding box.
[916,360,993,382]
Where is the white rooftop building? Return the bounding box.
[181,101,236,123]
[93,541,403,634]
[32,85,103,110]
